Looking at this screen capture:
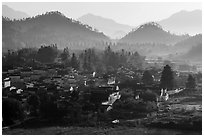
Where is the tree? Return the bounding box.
[160,65,174,90]
[82,51,88,71]
[140,89,157,102]
[127,51,145,69]
[36,45,58,63]
[27,94,40,116]
[142,70,154,86]
[70,53,79,70]
[186,74,196,90]
[60,47,70,63]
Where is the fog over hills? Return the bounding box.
[173,34,202,53]
[2,5,202,61]
[159,10,202,35]
[2,11,110,52]
[78,13,133,39]
[2,5,29,19]
[116,23,201,58]
[175,42,202,63]
[183,43,202,62]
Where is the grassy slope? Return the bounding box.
[2,125,200,135]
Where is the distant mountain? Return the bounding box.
[174,34,202,53]
[78,13,133,39]
[2,5,29,19]
[120,22,189,45]
[159,10,202,35]
[2,11,110,52]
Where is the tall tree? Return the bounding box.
[127,51,145,69]
[186,74,196,90]
[70,53,79,70]
[160,65,174,90]
[82,50,88,71]
[36,45,58,63]
[142,70,154,86]
[60,47,70,62]
[27,94,40,116]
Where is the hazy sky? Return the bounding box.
[3,2,202,26]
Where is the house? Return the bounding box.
[20,71,33,77]
[47,69,57,77]
[10,75,21,83]
[108,77,116,85]
[26,83,34,88]
[30,74,41,81]
[8,69,15,74]
[33,70,46,77]
[16,89,23,94]
[3,78,10,88]
[158,89,169,102]
[23,77,31,82]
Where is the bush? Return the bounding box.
[140,89,157,102]
[119,88,135,101]
[39,93,60,118]
[109,91,157,120]
[108,88,158,120]
[2,98,25,126]
[27,94,40,116]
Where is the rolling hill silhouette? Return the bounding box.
[159,10,202,35]
[2,5,29,19]
[120,22,189,45]
[78,13,133,39]
[2,11,110,52]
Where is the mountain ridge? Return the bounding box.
[120,22,189,45]
[78,13,133,39]
[2,5,29,19]
[158,10,202,35]
[2,11,110,52]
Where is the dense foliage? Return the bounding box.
[160,65,174,90]
[186,74,196,90]
[2,98,25,126]
[3,45,145,73]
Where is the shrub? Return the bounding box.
[140,89,157,102]
[2,98,25,126]
[39,93,60,118]
[108,88,158,120]
[119,88,135,101]
[27,94,40,116]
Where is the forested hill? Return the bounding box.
[2,11,110,52]
[173,34,202,53]
[119,22,189,45]
[181,43,202,62]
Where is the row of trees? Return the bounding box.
[3,44,79,70]
[142,65,196,90]
[3,44,197,90]
[3,44,145,72]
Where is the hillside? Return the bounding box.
[159,10,202,35]
[119,22,189,45]
[2,5,29,19]
[2,11,110,52]
[173,34,202,53]
[78,13,133,39]
[178,43,202,62]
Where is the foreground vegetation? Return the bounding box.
[2,45,202,135]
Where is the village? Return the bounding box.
[2,53,202,135]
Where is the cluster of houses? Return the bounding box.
[2,64,126,113]
[3,62,193,119]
